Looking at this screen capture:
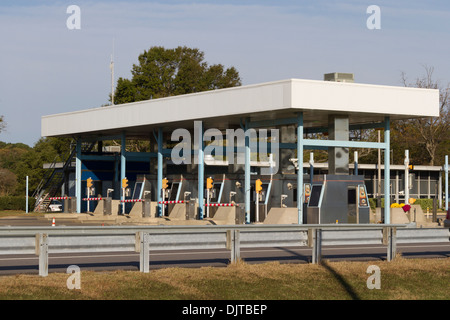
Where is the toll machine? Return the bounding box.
[132,175,152,200]
[204,174,231,218]
[163,174,191,215]
[306,174,370,224]
[208,174,271,222]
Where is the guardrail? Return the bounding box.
[0,224,448,276]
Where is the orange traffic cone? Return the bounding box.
[52,217,56,227]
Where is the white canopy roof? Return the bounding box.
[41,78,440,139]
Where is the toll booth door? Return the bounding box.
[347,187,357,223]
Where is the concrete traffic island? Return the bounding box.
[263,208,299,224]
[42,199,238,225]
[373,204,441,227]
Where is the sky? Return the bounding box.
[0,0,449,146]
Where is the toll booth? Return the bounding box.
[132,175,152,200]
[165,175,188,202]
[127,175,153,217]
[178,173,246,223]
[204,174,229,218]
[306,174,370,224]
[163,174,191,216]
[258,174,310,224]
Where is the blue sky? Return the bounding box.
[0,0,449,146]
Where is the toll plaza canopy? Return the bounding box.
[42,78,438,138]
[41,78,440,223]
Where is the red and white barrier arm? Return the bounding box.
[120,199,144,203]
[82,198,103,201]
[49,197,71,200]
[204,203,237,207]
[158,200,185,204]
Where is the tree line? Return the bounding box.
[0,47,448,197]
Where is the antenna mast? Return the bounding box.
[110,38,115,105]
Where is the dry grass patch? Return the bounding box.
[0,258,448,300]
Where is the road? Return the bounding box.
[0,242,449,276]
[0,216,114,227]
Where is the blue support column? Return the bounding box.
[75,139,82,213]
[157,128,163,217]
[445,155,448,211]
[384,116,391,224]
[297,112,304,224]
[25,176,29,213]
[197,121,205,219]
[120,132,126,204]
[245,118,251,224]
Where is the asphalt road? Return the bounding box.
[0,216,114,227]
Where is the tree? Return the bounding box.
[0,115,6,134]
[392,67,450,165]
[113,46,241,104]
[0,168,17,196]
[5,137,73,197]
[0,142,30,196]
[0,142,31,172]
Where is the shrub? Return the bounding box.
[389,199,436,211]
[369,198,385,210]
[413,199,434,211]
[0,196,34,211]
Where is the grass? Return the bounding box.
[0,211,448,301]
[0,257,448,300]
[0,210,42,217]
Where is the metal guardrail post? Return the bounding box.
[227,230,240,263]
[138,232,150,273]
[35,233,48,277]
[311,228,322,264]
[387,227,397,262]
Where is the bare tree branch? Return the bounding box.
[395,66,450,165]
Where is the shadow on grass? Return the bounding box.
[321,261,361,300]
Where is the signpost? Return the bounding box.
[162,178,168,216]
[206,177,213,218]
[86,177,93,212]
[255,179,262,222]
[122,177,128,214]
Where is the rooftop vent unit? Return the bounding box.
[324,72,354,83]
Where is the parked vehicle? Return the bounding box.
[444,208,450,228]
[48,200,63,212]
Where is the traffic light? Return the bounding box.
[408,165,414,170]
[162,178,168,189]
[122,177,128,189]
[255,179,263,194]
[87,177,93,188]
[207,177,214,189]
